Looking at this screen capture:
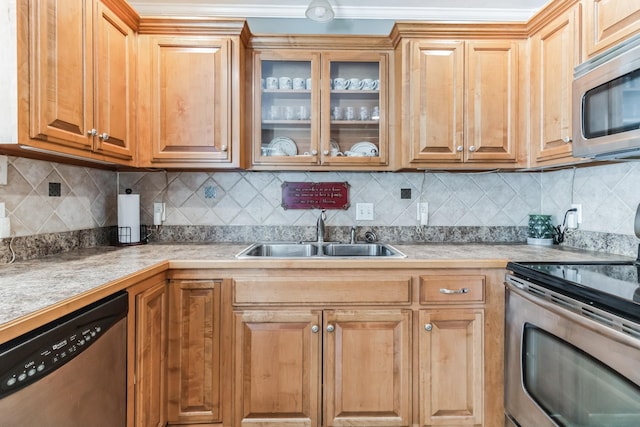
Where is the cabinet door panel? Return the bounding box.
[409,41,464,162]
[466,41,519,162]
[419,309,483,426]
[531,7,581,164]
[324,309,411,427]
[234,310,321,427]
[147,37,231,163]
[135,281,167,427]
[168,280,221,423]
[93,3,135,160]
[585,0,640,57]
[29,0,93,150]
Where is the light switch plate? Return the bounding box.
[356,203,374,221]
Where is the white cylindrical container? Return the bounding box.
[117,193,140,244]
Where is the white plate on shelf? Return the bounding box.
[350,141,378,156]
[330,139,340,151]
[268,136,298,156]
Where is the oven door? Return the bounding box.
[505,280,640,427]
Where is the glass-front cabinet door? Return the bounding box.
[253,52,321,166]
[321,52,388,167]
[252,50,389,169]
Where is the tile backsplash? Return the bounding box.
[1,156,639,240]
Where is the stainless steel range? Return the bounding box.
[505,206,640,426]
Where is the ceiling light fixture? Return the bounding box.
[305,0,335,22]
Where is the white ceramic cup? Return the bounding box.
[268,105,280,120]
[279,76,292,89]
[293,77,306,90]
[284,105,295,120]
[372,106,380,120]
[265,77,278,90]
[333,78,350,90]
[359,106,370,121]
[348,78,364,90]
[362,78,379,90]
[345,106,355,121]
[332,106,344,120]
[330,148,343,156]
[297,105,309,120]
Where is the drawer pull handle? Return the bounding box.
[311,325,319,333]
[440,287,469,294]
[326,324,335,333]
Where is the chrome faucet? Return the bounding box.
[316,209,327,245]
[350,226,356,244]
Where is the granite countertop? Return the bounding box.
[0,242,632,340]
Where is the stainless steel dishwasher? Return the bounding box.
[0,291,128,427]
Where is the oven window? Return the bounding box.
[522,324,640,426]
[583,69,640,139]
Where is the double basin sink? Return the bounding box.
[236,242,407,259]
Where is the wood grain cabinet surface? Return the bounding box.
[401,38,523,169]
[25,0,136,164]
[136,19,248,169]
[584,0,640,58]
[530,3,583,166]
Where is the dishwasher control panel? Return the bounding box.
[0,292,127,399]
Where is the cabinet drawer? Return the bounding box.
[419,275,485,304]
[233,277,412,305]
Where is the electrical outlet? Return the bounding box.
[417,203,429,225]
[153,202,166,226]
[356,203,374,221]
[571,203,582,225]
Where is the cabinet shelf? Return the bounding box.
[263,89,310,94]
[331,90,379,95]
[331,120,379,125]
[262,120,311,125]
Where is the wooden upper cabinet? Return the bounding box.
[404,38,521,167]
[93,2,136,160]
[408,41,465,163]
[27,0,135,163]
[584,0,640,58]
[466,40,519,163]
[530,4,583,166]
[137,24,247,168]
[29,0,94,152]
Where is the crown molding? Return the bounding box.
[129,2,540,22]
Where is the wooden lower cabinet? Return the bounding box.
[129,277,168,427]
[419,309,484,426]
[234,308,411,427]
[167,279,223,425]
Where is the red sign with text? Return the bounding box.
[281,182,350,210]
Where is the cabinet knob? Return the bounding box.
[456,146,464,152]
[326,324,335,333]
[562,136,572,144]
[468,145,476,152]
[323,150,330,156]
[311,325,319,333]
[311,150,318,156]
[221,145,228,152]
[87,129,97,137]
[99,133,109,141]
[424,323,433,331]
[440,287,469,295]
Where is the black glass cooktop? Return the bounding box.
[507,261,640,324]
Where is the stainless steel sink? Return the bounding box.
[235,242,406,259]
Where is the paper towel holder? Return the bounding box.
[111,224,149,246]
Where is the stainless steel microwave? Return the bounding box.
[573,33,640,159]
